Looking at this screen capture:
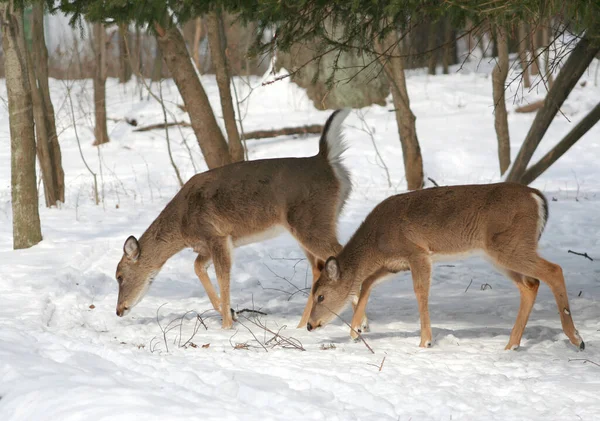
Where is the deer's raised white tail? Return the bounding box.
[116,109,352,329]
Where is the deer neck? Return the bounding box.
[338,235,381,296]
[138,212,186,270]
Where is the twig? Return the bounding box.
[464,279,473,293]
[568,250,594,261]
[480,283,492,291]
[326,307,374,354]
[235,318,269,352]
[236,308,267,316]
[158,80,184,187]
[240,315,305,351]
[427,177,440,187]
[569,358,600,368]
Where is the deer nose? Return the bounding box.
[116,305,129,317]
[307,322,313,332]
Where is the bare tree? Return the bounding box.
[118,24,132,83]
[507,35,600,182]
[154,19,231,169]
[378,30,424,190]
[192,17,205,71]
[30,1,65,204]
[517,23,531,89]
[1,1,43,249]
[492,25,510,175]
[93,23,110,145]
[207,9,244,162]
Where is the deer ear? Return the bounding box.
[124,236,140,261]
[324,257,340,282]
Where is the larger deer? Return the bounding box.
[307,183,584,351]
[115,109,358,329]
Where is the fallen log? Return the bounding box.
[133,121,325,139]
[515,99,545,113]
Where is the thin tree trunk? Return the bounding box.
[542,20,554,88]
[378,31,424,190]
[427,20,437,75]
[207,9,244,162]
[154,20,231,169]
[442,18,454,75]
[507,36,600,182]
[93,23,110,145]
[492,26,511,176]
[151,44,163,82]
[193,17,204,71]
[118,24,132,83]
[529,25,541,75]
[31,1,64,203]
[517,24,531,88]
[520,102,600,185]
[1,2,43,249]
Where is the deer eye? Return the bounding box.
[318,295,324,303]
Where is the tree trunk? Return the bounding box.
[427,20,437,75]
[31,1,64,203]
[378,31,424,190]
[118,25,132,83]
[150,44,163,82]
[93,23,110,145]
[507,36,600,182]
[207,9,244,162]
[529,26,541,75]
[542,20,554,88]
[520,102,600,185]
[1,2,43,249]
[517,23,531,89]
[154,20,231,169]
[193,17,204,71]
[442,18,454,75]
[492,26,511,176]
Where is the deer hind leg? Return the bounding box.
[492,249,583,350]
[502,270,540,350]
[409,254,433,348]
[194,254,221,313]
[210,237,234,329]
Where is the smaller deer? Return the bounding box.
[115,109,361,330]
[307,183,584,351]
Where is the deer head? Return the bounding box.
[306,257,354,331]
[115,236,159,316]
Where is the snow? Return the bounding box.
[1,58,600,420]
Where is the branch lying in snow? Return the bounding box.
[569,358,600,368]
[230,313,306,352]
[132,121,325,140]
[568,250,594,261]
[515,99,545,113]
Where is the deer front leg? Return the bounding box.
[409,255,433,348]
[297,249,322,328]
[210,237,234,329]
[194,254,221,313]
[349,271,388,340]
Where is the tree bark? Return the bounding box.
[93,23,110,145]
[118,24,132,83]
[520,102,600,185]
[517,24,531,89]
[529,26,541,75]
[542,20,554,88]
[31,1,64,203]
[1,2,43,249]
[492,26,511,176]
[154,20,231,169]
[442,18,454,75]
[207,9,244,162]
[150,44,163,82]
[507,36,600,182]
[378,31,424,190]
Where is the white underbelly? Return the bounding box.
[233,225,286,247]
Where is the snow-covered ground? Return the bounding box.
[1,59,600,421]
